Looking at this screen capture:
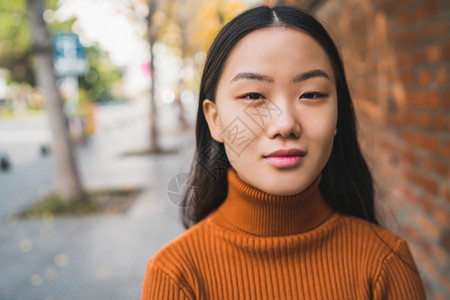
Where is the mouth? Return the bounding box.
[263,148,306,168]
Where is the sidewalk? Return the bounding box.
[0,104,196,299]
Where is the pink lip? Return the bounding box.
[264,148,306,168]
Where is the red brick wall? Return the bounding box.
[310,0,449,298]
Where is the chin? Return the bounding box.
[260,182,308,196]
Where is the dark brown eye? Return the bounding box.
[243,93,265,100]
[300,92,326,99]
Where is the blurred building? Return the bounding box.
[266,0,449,299]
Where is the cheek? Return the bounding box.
[217,103,262,157]
[303,106,337,149]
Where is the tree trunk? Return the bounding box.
[147,0,160,153]
[148,32,160,153]
[176,10,189,130]
[27,0,85,203]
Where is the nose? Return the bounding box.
[266,102,301,139]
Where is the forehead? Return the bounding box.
[221,27,334,81]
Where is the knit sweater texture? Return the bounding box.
[142,168,426,299]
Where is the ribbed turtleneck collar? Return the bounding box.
[213,168,333,237]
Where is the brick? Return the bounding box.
[405,111,447,133]
[434,209,449,227]
[443,39,450,60]
[400,72,415,86]
[400,148,417,164]
[442,229,450,252]
[416,132,440,153]
[399,32,415,47]
[430,244,448,265]
[441,92,450,109]
[386,114,405,126]
[435,67,447,87]
[408,110,432,128]
[432,114,448,132]
[411,48,426,65]
[397,53,413,68]
[419,194,434,214]
[408,91,440,108]
[386,0,415,11]
[397,10,414,25]
[435,293,445,300]
[419,21,446,42]
[414,234,431,253]
[425,45,442,63]
[380,140,394,151]
[442,184,450,204]
[444,140,450,158]
[404,110,415,124]
[408,170,439,195]
[402,225,419,241]
[390,31,402,46]
[444,281,450,298]
[422,157,433,172]
[418,71,431,86]
[421,259,441,284]
[415,214,440,240]
[423,157,448,177]
[433,160,448,178]
[414,1,438,20]
[403,130,414,143]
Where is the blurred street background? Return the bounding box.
[0,0,448,299]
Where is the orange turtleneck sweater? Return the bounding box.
[142,169,426,299]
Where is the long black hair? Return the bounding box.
[180,5,378,229]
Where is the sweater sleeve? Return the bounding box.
[373,239,426,300]
[141,259,194,300]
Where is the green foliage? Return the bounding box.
[18,187,141,219]
[0,0,75,85]
[78,47,123,103]
[20,193,98,219]
[0,0,30,58]
[46,0,75,33]
[0,0,122,103]
[0,0,31,83]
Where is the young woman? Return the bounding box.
[142,5,426,299]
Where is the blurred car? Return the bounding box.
[0,151,11,171]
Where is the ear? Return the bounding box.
[203,99,224,143]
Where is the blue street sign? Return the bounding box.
[53,33,88,76]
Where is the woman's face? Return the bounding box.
[204,27,338,195]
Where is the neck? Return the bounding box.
[214,168,333,236]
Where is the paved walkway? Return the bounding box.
[0,105,196,299]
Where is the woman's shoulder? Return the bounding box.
[333,214,426,298]
[143,216,216,298]
[336,213,403,243]
[333,212,417,263]
[142,217,215,299]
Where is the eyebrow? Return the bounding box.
[230,69,331,84]
[231,72,274,83]
[293,69,331,82]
